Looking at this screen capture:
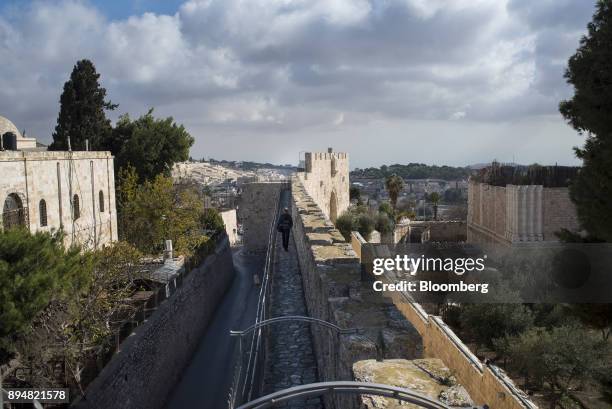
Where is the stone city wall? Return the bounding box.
[468,181,579,246]
[542,188,580,240]
[238,182,283,253]
[73,235,235,409]
[296,150,349,222]
[388,298,536,409]
[404,220,467,242]
[353,237,537,409]
[291,177,422,409]
[467,181,508,245]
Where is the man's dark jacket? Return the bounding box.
[277,213,293,232]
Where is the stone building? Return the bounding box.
[467,180,580,246]
[0,116,38,150]
[297,148,349,223]
[0,116,118,249]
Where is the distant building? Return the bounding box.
[0,116,118,249]
[0,116,39,151]
[467,165,581,246]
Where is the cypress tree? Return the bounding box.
[560,1,612,242]
[49,59,117,151]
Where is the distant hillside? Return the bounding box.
[199,158,296,171]
[467,162,522,170]
[351,163,471,180]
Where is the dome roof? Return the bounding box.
[0,116,22,139]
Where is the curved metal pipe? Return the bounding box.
[236,381,452,409]
[230,315,359,337]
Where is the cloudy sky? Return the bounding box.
[0,0,596,168]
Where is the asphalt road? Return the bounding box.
[165,246,262,409]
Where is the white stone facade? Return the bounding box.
[467,180,580,246]
[297,150,349,223]
[220,209,238,245]
[0,150,118,249]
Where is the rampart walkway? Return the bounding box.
[262,195,323,409]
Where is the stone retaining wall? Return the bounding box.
[72,235,235,409]
[352,236,538,409]
[406,220,467,242]
[388,297,536,409]
[238,182,283,253]
[290,177,422,409]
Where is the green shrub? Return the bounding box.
[201,208,225,234]
[356,213,376,241]
[335,213,355,241]
[375,212,394,235]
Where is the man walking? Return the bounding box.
[277,207,293,251]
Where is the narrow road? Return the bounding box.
[165,247,262,409]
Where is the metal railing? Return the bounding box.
[235,381,452,409]
[229,188,284,407]
[230,316,358,337]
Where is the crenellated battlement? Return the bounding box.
[290,176,422,409]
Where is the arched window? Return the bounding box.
[99,190,105,213]
[39,199,48,227]
[3,193,25,230]
[72,194,80,220]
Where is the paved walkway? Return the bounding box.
[262,231,324,409]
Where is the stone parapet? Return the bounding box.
[73,235,235,409]
[0,150,114,161]
[351,237,538,409]
[290,177,422,409]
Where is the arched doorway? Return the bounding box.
[3,193,25,230]
[330,190,338,223]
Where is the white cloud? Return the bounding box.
[0,0,595,166]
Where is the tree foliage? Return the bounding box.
[428,192,441,220]
[0,230,88,358]
[61,242,142,388]
[375,212,394,236]
[569,303,612,340]
[501,325,611,408]
[385,174,404,210]
[335,213,355,241]
[117,167,220,256]
[349,186,362,203]
[459,288,534,351]
[68,242,143,345]
[461,303,534,351]
[50,59,117,151]
[378,202,393,218]
[336,206,384,242]
[559,0,612,242]
[112,110,194,182]
[352,163,470,181]
[356,213,376,241]
[200,208,225,235]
